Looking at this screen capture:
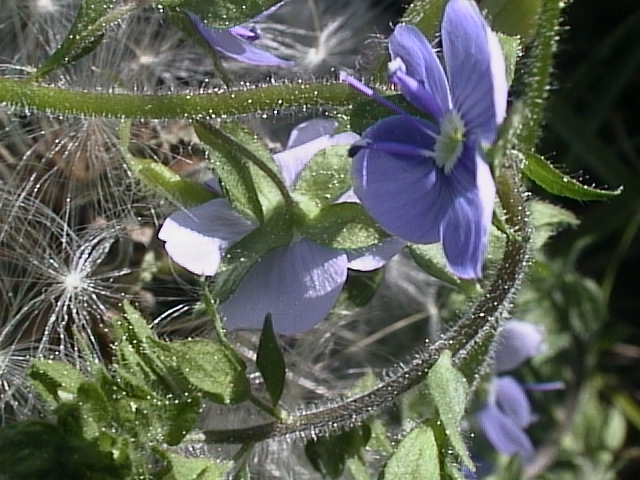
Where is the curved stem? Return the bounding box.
[203,165,530,445]
[0,77,357,120]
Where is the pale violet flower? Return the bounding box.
[475,320,562,465]
[159,119,402,335]
[186,2,295,67]
[343,0,507,279]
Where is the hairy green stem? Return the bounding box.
[0,77,356,120]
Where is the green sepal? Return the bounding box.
[305,424,371,480]
[523,151,622,200]
[293,145,352,209]
[408,244,482,296]
[212,206,294,303]
[498,33,521,86]
[301,202,386,250]
[256,314,286,406]
[425,351,474,470]
[35,0,136,79]
[126,156,216,207]
[381,425,441,480]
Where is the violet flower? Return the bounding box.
[475,320,550,464]
[186,2,294,67]
[158,119,402,335]
[344,0,507,278]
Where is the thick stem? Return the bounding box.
[0,77,356,120]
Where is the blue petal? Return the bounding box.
[158,199,257,275]
[187,11,295,67]
[351,116,445,244]
[274,129,359,189]
[441,0,507,144]
[219,239,348,335]
[346,237,406,271]
[439,146,495,278]
[495,320,544,373]
[286,119,338,149]
[389,24,451,119]
[495,376,534,428]
[476,404,535,463]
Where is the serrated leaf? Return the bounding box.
[29,360,85,406]
[163,393,202,446]
[408,244,481,296]
[76,381,111,438]
[529,200,579,249]
[195,123,268,222]
[382,425,440,480]
[305,425,371,480]
[35,0,136,78]
[523,152,622,200]
[163,451,229,480]
[126,157,216,207]
[159,339,250,405]
[425,351,473,469]
[302,202,386,250]
[256,314,286,406]
[293,145,351,208]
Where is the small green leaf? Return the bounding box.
[126,157,216,207]
[523,152,622,200]
[163,393,202,446]
[498,33,521,86]
[382,425,440,480]
[256,314,286,406]
[302,202,386,250]
[35,0,136,78]
[195,123,266,222]
[425,351,473,469]
[293,145,352,208]
[305,425,371,480]
[162,451,229,480]
[529,200,579,249]
[409,244,482,296]
[29,360,85,406]
[159,339,250,405]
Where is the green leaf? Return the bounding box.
[425,351,473,469]
[165,0,279,28]
[256,314,286,406]
[125,157,216,207]
[305,425,371,480]
[29,360,85,406]
[485,0,542,43]
[162,393,202,446]
[381,425,440,480]
[302,202,386,250]
[408,244,481,296]
[162,451,229,480]
[195,123,268,222]
[529,200,579,249]
[157,339,250,405]
[35,0,136,78]
[293,145,352,208]
[401,0,446,41]
[350,94,423,134]
[523,152,622,200]
[498,33,521,86]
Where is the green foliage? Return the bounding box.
[409,244,481,296]
[381,425,441,480]
[305,425,371,479]
[256,314,286,406]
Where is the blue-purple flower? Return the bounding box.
[345,0,507,279]
[158,119,402,335]
[186,2,294,67]
[475,320,553,464]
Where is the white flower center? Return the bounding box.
[434,110,465,174]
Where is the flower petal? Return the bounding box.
[274,129,359,189]
[476,404,535,463]
[187,11,294,67]
[286,118,338,150]
[439,147,495,278]
[495,376,534,428]
[441,0,507,143]
[495,320,545,373]
[158,199,257,275]
[346,237,406,271]
[389,24,451,118]
[219,239,348,335]
[351,116,445,244]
